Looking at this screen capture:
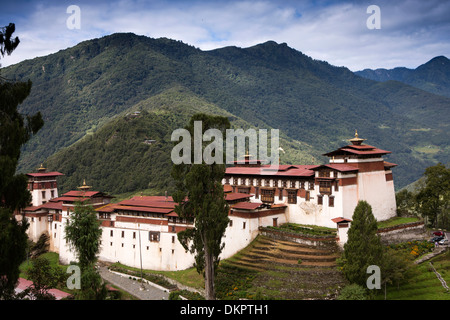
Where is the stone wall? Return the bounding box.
[258,226,339,252]
[376,221,428,245]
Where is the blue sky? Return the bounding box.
[1,0,450,71]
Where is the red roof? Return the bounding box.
[40,201,63,210]
[225,192,253,201]
[63,190,104,197]
[232,202,263,210]
[324,144,391,157]
[114,205,173,214]
[225,165,315,177]
[383,161,398,168]
[331,217,352,223]
[119,198,176,209]
[23,206,42,212]
[15,278,71,300]
[312,163,359,172]
[26,171,64,177]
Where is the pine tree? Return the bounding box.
[171,113,230,300]
[341,200,383,287]
[0,23,43,299]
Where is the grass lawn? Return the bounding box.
[377,216,421,229]
[19,252,68,279]
[374,250,450,300]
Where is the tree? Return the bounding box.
[0,23,43,299]
[171,113,230,300]
[341,200,384,287]
[25,256,66,300]
[395,189,416,217]
[64,201,106,299]
[378,247,416,300]
[65,201,102,270]
[415,163,450,229]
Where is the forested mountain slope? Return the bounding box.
[2,33,448,193]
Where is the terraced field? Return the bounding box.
[221,235,347,300]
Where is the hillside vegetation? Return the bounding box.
[2,33,449,193]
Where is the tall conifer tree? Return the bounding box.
[0,23,43,299]
[341,200,383,286]
[171,113,230,300]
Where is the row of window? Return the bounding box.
[100,241,177,254]
[108,230,162,242]
[226,177,315,190]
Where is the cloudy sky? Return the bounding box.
[1,0,449,71]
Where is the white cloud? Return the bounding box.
[1,0,449,71]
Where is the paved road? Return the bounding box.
[99,266,170,300]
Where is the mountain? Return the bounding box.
[355,56,450,98]
[1,33,449,194]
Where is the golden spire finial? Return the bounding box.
[38,163,46,172]
[78,179,91,191]
[349,129,366,145]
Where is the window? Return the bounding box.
[308,182,314,190]
[51,190,55,198]
[287,189,297,204]
[255,187,259,199]
[319,181,332,194]
[133,232,136,239]
[319,170,331,178]
[121,231,125,238]
[172,236,175,243]
[237,186,250,194]
[149,231,160,242]
[329,196,335,207]
[290,181,296,188]
[243,222,246,229]
[305,191,310,202]
[41,191,46,199]
[317,195,323,205]
[261,189,275,203]
[229,220,233,227]
[110,230,113,237]
[279,188,283,200]
[334,180,339,192]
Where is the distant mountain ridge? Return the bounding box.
[355,56,450,97]
[1,33,448,194]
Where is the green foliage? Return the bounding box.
[29,232,50,258]
[0,23,43,299]
[76,265,107,300]
[172,113,231,300]
[337,284,368,300]
[25,256,66,300]
[64,202,102,271]
[414,163,450,229]
[341,201,384,286]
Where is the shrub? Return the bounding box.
[338,284,367,300]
